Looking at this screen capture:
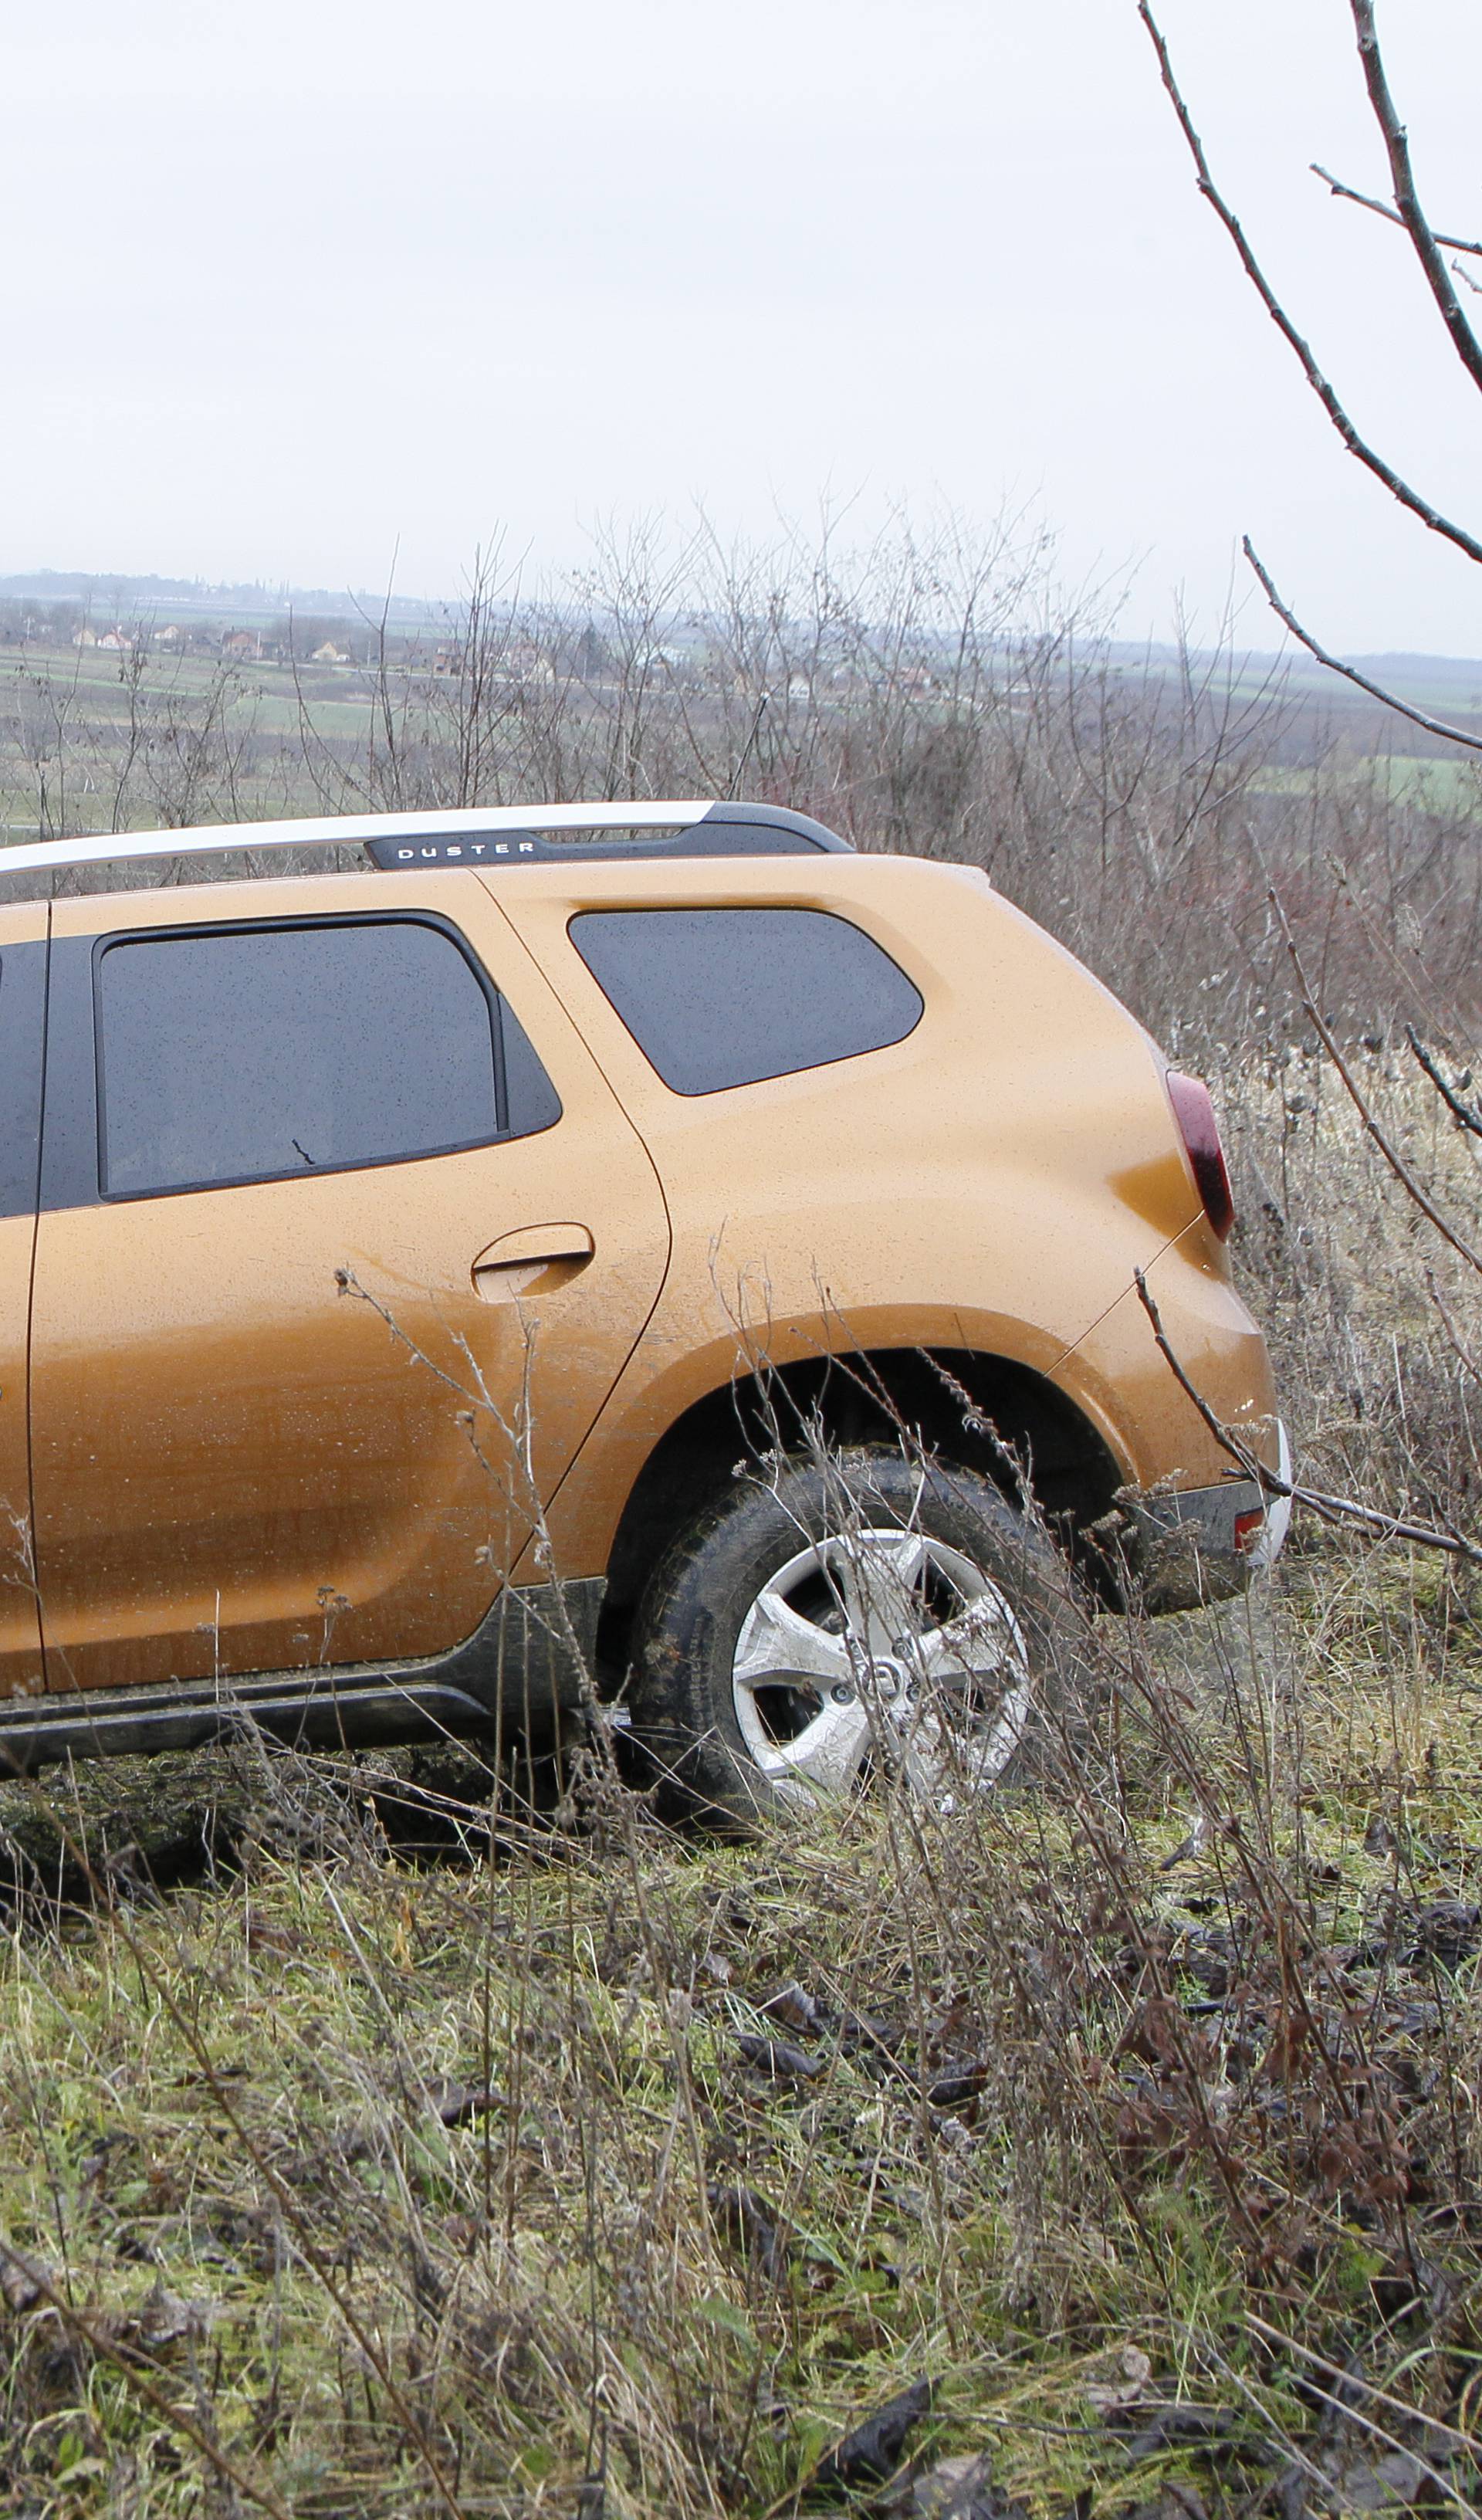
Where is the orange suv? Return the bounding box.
[0,800,1287,1812]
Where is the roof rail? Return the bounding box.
[0,798,853,886]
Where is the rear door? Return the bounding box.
[0,903,46,1698]
[29,873,670,1695]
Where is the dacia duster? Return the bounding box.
[0,800,1288,1814]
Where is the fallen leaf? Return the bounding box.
[245,1919,299,1957]
[736,2034,822,2081]
[927,2068,988,2109]
[1114,2404,1240,2462]
[428,2078,503,2128]
[837,2006,903,2055]
[127,2278,214,2352]
[0,2244,50,2314]
[903,2450,1002,2518]
[1116,2489,1208,2520]
[762,1981,827,2034]
[1319,2451,1431,2512]
[1414,1900,1480,1966]
[1086,2344,1154,2414]
[708,2182,787,2283]
[817,2375,934,2488]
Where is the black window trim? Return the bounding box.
[90,907,529,1207]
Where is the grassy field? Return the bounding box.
[0,1062,1480,2518]
[4,632,1482,848]
[1250,754,1482,818]
[2,566,1481,2509]
[0,1567,1477,2518]
[0,645,381,840]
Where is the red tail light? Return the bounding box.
[1166,1070,1233,1241]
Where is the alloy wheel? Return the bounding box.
[729,1523,1032,1809]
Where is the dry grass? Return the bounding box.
[2,1067,1482,2518]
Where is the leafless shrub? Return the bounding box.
[6,505,1480,1058]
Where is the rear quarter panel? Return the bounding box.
[492,856,1277,1578]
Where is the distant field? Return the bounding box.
[5,632,1482,844]
[1250,750,1482,817]
[0,644,385,838]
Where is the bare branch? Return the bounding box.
[1311,161,1482,259]
[1244,2318,1482,2470]
[1348,0,1482,398]
[728,686,772,798]
[1136,1,1482,570]
[1406,1025,1482,1136]
[1243,539,1482,754]
[1426,1265,1482,1389]
[1267,883,1482,1275]
[1133,1269,1482,1564]
[0,2238,296,2520]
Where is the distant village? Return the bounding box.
[69,620,355,668]
[0,571,983,722]
[0,607,566,682]
[0,584,955,704]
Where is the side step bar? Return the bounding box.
[0,1577,606,1773]
[0,1673,497,1773]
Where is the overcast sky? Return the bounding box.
[7,0,1482,652]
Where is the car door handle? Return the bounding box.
[472,1224,594,1302]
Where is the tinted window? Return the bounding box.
[0,943,46,1223]
[502,999,563,1139]
[570,907,923,1095]
[96,918,556,1198]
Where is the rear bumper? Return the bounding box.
[1128,1421,1293,1611]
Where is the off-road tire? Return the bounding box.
[626,1446,1091,1823]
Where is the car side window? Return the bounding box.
[96,916,560,1200]
[569,906,924,1095]
[0,943,46,1223]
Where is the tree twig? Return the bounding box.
[1243,541,1482,755]
[1135,0,1482,570]
[0,2238,296,2520]
[1133,1269,1482,1566]
[1406,1025,1482,1138]
[1348,0,1482,400]
[1311,162,1482,260]
[1246,2315,1482,2464]
[1268,885,1482,1275]
[1425,1265,1482,1390]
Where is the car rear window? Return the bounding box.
[96,915,559,1199]
[568,907,923,1095]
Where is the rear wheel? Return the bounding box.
[627,1448,1086,1821]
